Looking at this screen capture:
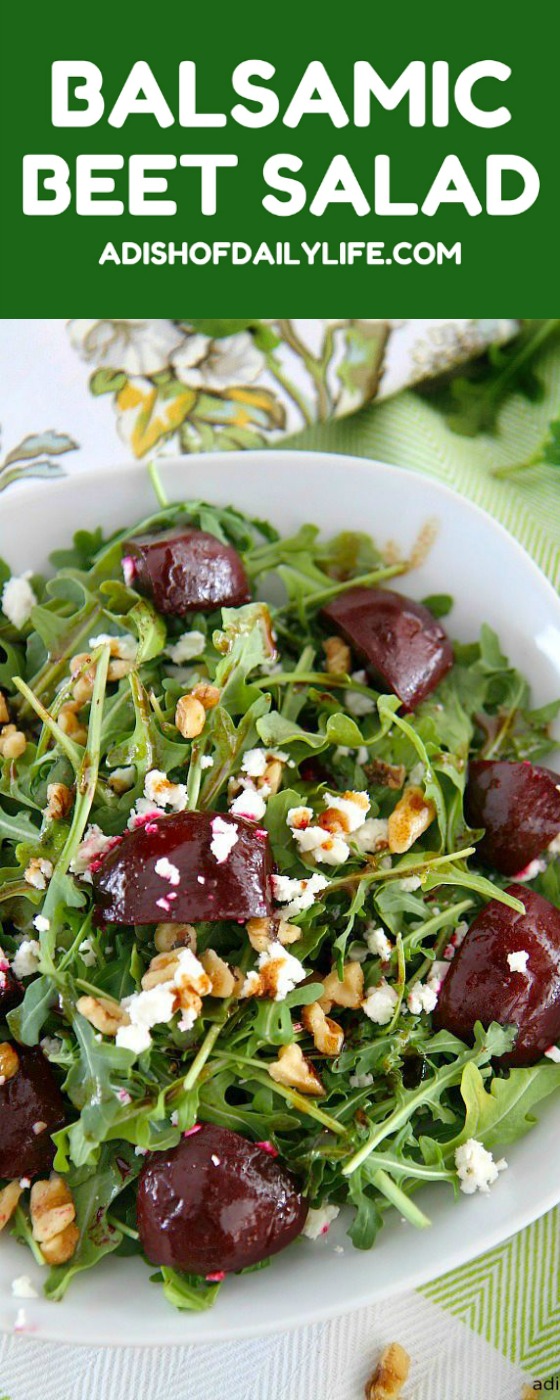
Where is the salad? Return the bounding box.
[1,469,560,1314]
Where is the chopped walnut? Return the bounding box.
[46,781,73,821]
[320,961,364,1012]
[365,1342,411,1400]
[262,757,284,795]
[0,693,9,724]
[302,1002,344,1056]
[154,921,197,954]
[323,636,351,675]
[277,919,302,946]
[58,704,88,743]
[76,993,130,1036]
[0,724,27,759]
[246,917,273,952]
[191,682,221,710]
[200,948,235,997]
[268,1042,325,1096]
[387,786,436,854]
[0,1042,20,1080]
[142,947,212,1017]
[40,1220,80,1265]
[30,1174,76,1244]
[175,694,207,739]
[364,759,406,790]
[0,1180,23,1231]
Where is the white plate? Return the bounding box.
[1,450,559,1347]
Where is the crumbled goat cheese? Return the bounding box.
[426,960,449,994]
[344,672,375,716]
[366,926,393,961]
[397,876,422,892]
[323,791,370,831]
[353,818,390,853]
[89,632,137,661]
[349,1072,374,1089]
[40,1036,63,1058]
[107,766,136,794]
[11,1276,38,1299]
[291,824,350,866]
[78,938,96,968]
[408,762,426,786]
[241,748,268,778]
[271,872,328,919]
[165,630,205,664]
[239,970,261,998]
[407,981,439,1016]
[117,984,176,1053]
[302,1205,340,1239]
[544,1044,560,1062]
[507,949,530,974]
[512,858,547,882]
[154,857,181,886]
[229,788,267,821]
[178,1007,198,1033]
[287,806,314,830]
[455,1139,507,1195]
[70,825,116,877]
[2,574,37,629]
[115,1023,153,1055]
[362,980,399,1025]
[210,815,239,863]
[12,940,41,979]
[24,858,53,891]
[200,755,214,769]
[33,915,50,934]
[144,769,187,812]
[257,941,306,1001]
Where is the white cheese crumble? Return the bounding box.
[165,630,206,664]
[290,824,350,866]
[287,806,314,830]
[241,748,269,778]
[144,769,187,812]
[353,818,390,853]
[78,938,96,968]
[12,940,41,979]
[406,981,439,1016]
[544,1045,560,1062]
[323,791,370,831]
[344,673,375,716]
[200,755,214,769]
[116,983,176,1055]
[33,915,50,934]
[258,941,306,1001]
[397,875,422,892]
[271,872,328,919]
[302,1204,340,1239]
[210,815,239,863]
[11,1276,38,1299]
[349,1071,374,1088]
[507,949,530,974]
[455,1138,507,1195]
[366,926,393,961]
[40,1036,63,1058]
[89,631,137,661]
[2,573,37,629]
[229,788,267,821]
[154,857,180,886]
[362,979,399,1025]
[70,824,116,877]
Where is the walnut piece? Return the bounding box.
[364,759,406,790]
[200,948,235,998]
[302,1001,344,1056]
[320,961,364,1012]
[175,694,206,739]
[46,781,74,821]
[76,994,130,1036]
[0,1180,23,1231]
[191,682,221,710]
[30,1174,76,1244]
[268,1042,324,1096]
[40,1220,80,1265]
[387,787,436,854]
[365,1342,411,1400]
[0,1042,20,1080]
[154,921,197,953]
[0,724,27,759]
[0,693,10,724]
[323,636,351,675]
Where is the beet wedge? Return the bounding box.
[123,526,250,616]
[0,1046,65,1180]
[321,587,453,711]
[466,759,560,877]
[433,885,560,1066]
[92,810,273,925]
[137,1123,307,1275]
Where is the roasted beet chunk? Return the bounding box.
[433,886,560,1066]
[0,965,23,1017]
[0,1045,65,1180]
[321,587,453,711]
[466,759,560,877]
[137,1123,307,1275]
[123,526,251,616]
[92,811,273,925]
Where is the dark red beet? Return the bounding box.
[92,811,273,925]
[433,885,560,1066]
[0,966,23,1017]
[123,527,250,616]
[0,1046,65,1179]
[466,759,560,877]
[321,587,453,711]
[137,1123,307,1275]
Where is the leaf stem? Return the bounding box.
[12,676,83,769]
[147,460,169,509]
